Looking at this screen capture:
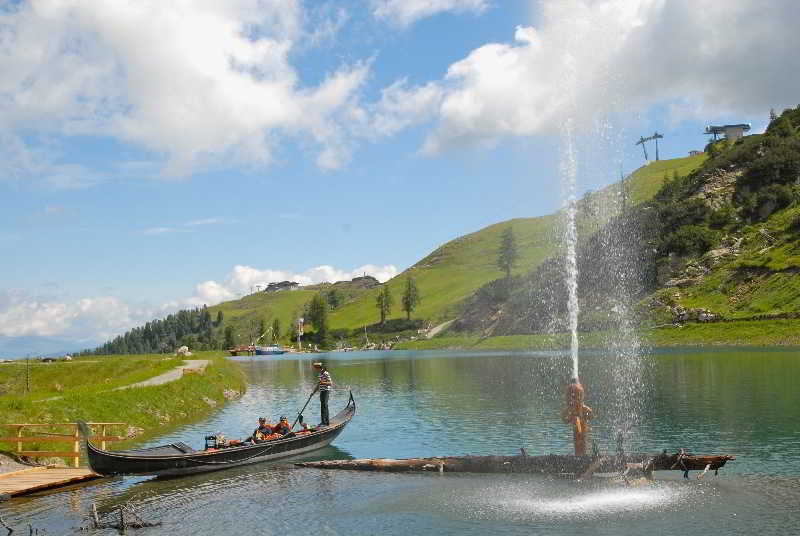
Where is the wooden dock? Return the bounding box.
[0,466,101,499]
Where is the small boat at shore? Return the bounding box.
[79,392,355,477]
[255,343,286,355]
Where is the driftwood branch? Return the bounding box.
[85,503,161,532]
[296,451,735,478]
[0,516,13,535]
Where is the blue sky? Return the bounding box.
[1,0,798,355]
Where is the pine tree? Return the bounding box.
[401,277,420,320]
[497,226,519,278]
[376,285,393,325]
[272,318,281,342]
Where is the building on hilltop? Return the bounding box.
[265,281,299,292]
[348,275,381,289]
[704,123,751,142]
[689,150,703,156]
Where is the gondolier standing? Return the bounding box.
[314,362,332,426]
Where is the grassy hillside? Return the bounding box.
[0,352,245,459]
[639,108,800,325]
[208,155,705,342]
[445,106,800,346]
[396,317,800,350]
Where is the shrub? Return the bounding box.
[657,198,710,233]
[766,115,797,138]
[743,139,800,187]
[660,225,715,256]
[740,183,795,222]
[709,207,735,229]
[787,214,800,232]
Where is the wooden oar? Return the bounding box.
[291,387,317,430]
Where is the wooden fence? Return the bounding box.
[0,422,126,468]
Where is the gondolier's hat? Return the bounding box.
[313,362,323,368]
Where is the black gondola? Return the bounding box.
[79,391,355,477]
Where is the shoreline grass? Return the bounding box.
[0,351,246,459]
[394,319,800,351]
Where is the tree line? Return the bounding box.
[82,275,427,355]
[80,306,224,355]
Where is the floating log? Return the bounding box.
[296,451,735,478]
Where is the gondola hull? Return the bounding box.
[80,392,355,477]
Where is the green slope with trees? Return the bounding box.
[84,153,705,353]
[411,106,800,349]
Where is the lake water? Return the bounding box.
[2,348,799,534]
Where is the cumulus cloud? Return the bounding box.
[0,0,368,177]
[183,263,399,305]
[0,289,159,342]
[184,281,235,307]
[370,79,444,137]
[0,261,398,344]
[372,0,489,27]
[410,0,800,153]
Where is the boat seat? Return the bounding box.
[171,442,196,453]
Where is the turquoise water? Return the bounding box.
[2,348,799,534]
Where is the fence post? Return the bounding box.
[101,424,107,451]
[73,425,80,468]
[16,425,23,454]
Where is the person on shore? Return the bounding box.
[313,362,332,426]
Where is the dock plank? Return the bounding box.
[0,467,100,497]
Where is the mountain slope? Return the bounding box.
[450,106,800,340]
[81,153,706,353]
[208,155,704,339]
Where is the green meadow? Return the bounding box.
[0,352,245,458]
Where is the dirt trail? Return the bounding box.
[426,320,455,339]
[114,359,210,390]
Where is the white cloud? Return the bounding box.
[0,289,158,342]
[371,79,444,137]
[184,281,235,307]
[0,132,102,189]
[184,218,226,227]
[372,0,489,27]
[0,0,367,177]
[409,0,800,153]
[0,261,398,345]
[141,227,180,235]
[183,263,399,305]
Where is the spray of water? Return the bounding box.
[561,117,580,380]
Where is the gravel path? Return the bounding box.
[426,320,455,339]
[113,359,210,390]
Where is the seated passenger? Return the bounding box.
[251,417,272,443]
[272,416,293,436]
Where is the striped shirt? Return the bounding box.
[318,370,332,391]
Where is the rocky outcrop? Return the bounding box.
[694,169,741,210]
[670,306,721,323]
